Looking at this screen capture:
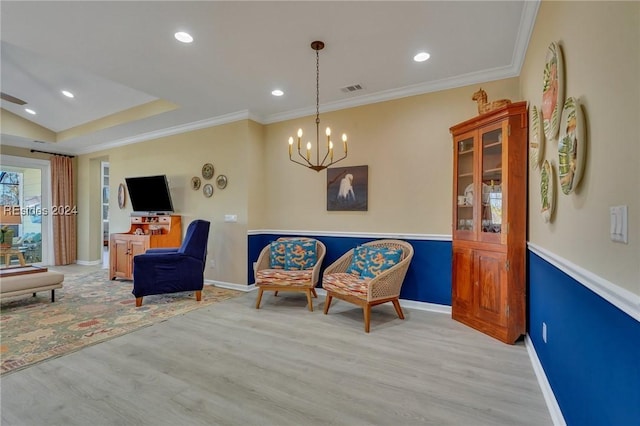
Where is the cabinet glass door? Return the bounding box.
[480,125,503,239]
[455,135,475,235]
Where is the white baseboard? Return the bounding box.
[205,279,256,292]
[525,334,566,426]
[399,299,452,314]
[216,283,452,314]
[76,259,102,266]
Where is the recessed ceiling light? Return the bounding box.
[271,89,284,97]
[25,108,36,115]
[174,32,193,43]
[414,52,431,62]
[61,90,74,98]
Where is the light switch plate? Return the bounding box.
[610,205,628,244]
[224,214,238,223]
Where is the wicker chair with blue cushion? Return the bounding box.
[254,237,326,311]
[322,239,414,332]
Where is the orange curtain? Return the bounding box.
[51,156,77,265]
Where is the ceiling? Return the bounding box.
[0,1,538,155]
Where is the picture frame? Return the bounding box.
[327,165,368,211]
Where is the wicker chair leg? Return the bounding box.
[311,288,318,298]
[392,299,404,319]
[363,304,371,333]
[274,291,279,297]
[323,294,333,314]
[306,289,314,312]
[255,288,264,309]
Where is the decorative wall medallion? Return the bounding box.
[540,160,555,222]
[529,105,545,170]
[216,174,228,189]
[202,163,214,180]
[203,183,213,198]
[558,97,586,195]
[117,183,126,209]
[191,176,201,190]
[542,41,564,141]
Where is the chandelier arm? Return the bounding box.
[296,146,315,167]
[327,154,348,167]
[319,151,331,167]
[289,157,314,168]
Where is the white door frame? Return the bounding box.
[0,154,53,266]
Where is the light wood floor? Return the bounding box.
[1,282,552,426]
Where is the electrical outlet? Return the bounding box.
[542,322,547,343]
[209,259,216,268]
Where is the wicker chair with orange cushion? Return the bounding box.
[322,239,414,332]
[254,237,326,311]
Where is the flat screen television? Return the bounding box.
[125,175,174,214]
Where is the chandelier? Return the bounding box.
[288,40,348,172]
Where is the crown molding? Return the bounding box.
[70,110,253,155]
[262,65,519,124]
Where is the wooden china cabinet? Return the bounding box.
[449,101,527,344]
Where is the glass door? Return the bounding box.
[0,156,51,266]
[480,123,504,242]
[454,133,475,237]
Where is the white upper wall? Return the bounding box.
[520,1,639,294]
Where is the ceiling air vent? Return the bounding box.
[341,84,363,93]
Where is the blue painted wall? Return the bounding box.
[248,234,452,305]
[528,252,640,425]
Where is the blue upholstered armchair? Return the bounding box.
[132,219,210,307]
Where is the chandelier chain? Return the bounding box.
[316,48,320,123]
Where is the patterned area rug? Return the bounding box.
[0,268,242,375]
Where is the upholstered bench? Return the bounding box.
[0,267,64,302]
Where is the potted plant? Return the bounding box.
[0,226,14,248]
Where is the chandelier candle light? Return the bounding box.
[288,41,348,172]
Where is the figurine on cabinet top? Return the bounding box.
[472,88,512,115]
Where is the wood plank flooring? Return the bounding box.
[1,289,552,426]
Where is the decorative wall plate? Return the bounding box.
[529,105,545,170]
[540,160,555,222]
[216,174,228,189]
[117,183,126,209]
[191,176,201,190]
[202,163,214,180]
[542,41,564,141]
[203,183,213,198]
[558,97,586,195]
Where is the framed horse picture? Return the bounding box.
[327,165,368,211]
